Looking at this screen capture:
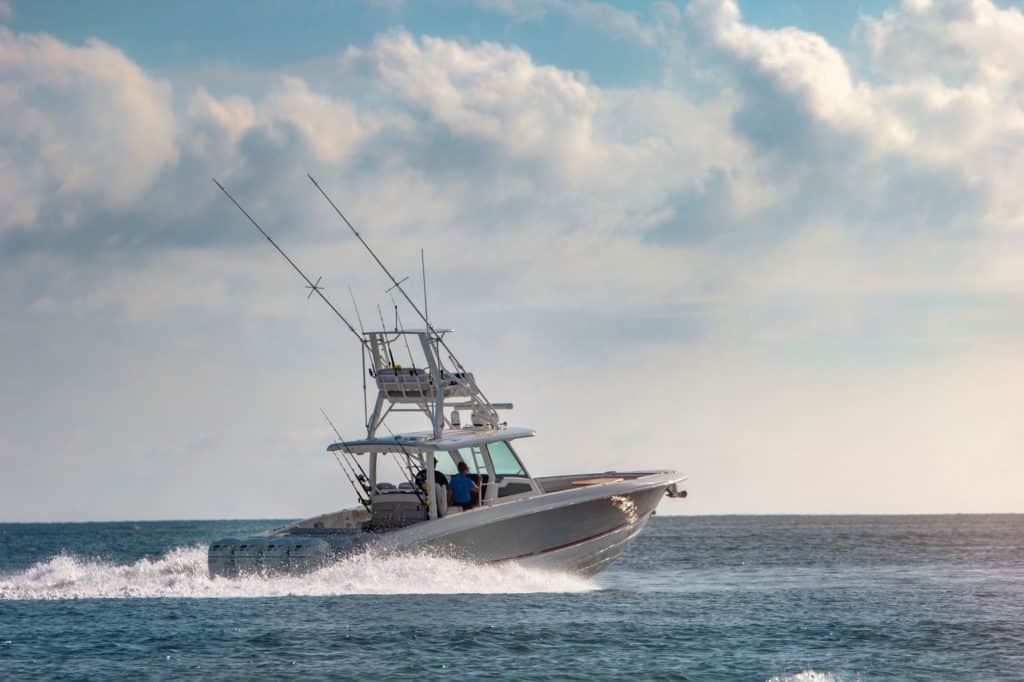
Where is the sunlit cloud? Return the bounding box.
[2,0,1023,520]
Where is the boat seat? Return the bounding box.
[369,497,426,528]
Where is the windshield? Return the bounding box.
[433,450,459,477]
[486,441,527,477]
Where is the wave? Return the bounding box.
[0,545,595,600]
[766,672,856,682]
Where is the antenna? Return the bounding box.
[212,178,365,346]
[376,304,396,367]
[421,248,429,326]
[307,174,502,430]
[346,286,366,336]
[307,175,487,379]
[347,285,369,426]
[307,175,437,334]
[392,295,416,368]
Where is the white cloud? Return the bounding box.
[3,4,1024,518]
[862,0,1024,86]
[4,6,1023,313]
[0,1,11,21]
[688,0,874,130]
[262,77,364,164]
[3,7,1021,319]
[560,0,659,45]
[860,0,1024,229]
[473,0,664,45]
[0,28,177,232]
[680,0,1024,231]
[335,29,747,248]
[344,32,596,165]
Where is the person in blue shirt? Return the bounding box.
[448,461,479,509]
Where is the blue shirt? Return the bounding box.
[449,473,476,504]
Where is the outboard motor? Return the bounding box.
[208,538,243,578]
[208,537,334,578]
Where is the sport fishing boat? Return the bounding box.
[207,176,688,578]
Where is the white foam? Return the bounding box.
[0,546,595,600]
[766,672,855,682]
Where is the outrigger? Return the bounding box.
[207,176,687,578]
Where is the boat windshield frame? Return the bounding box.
[352,430,538,517]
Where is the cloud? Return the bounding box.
[472,0,668,45]
[344,31,596,165]
[4,4,1023,314]
[678,0,1024,234]
[339,30,748,247]
[860,0,1024,229]
[687,0,876,135]
[0,1,11,21]
[3,4,1024,519]
[560,0,660,45]
[4,6,1021,322]
[0,28,177,233]
[862,0,1024,86]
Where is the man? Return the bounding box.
[415,468,448,490]
[448,461,479,510]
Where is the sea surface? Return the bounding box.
[1,515,1021,680]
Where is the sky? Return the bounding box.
[1,0,1023,521]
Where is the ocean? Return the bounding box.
[1,515,1021,680]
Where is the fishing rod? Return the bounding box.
[306,174,500,420]
[320,408,370,483]
[212,178,366,347]
[320,409,371,509]
[331,451,370,511]
[380,421,431,507]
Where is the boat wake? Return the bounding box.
[766,672,855,682]
[0,545,595,600]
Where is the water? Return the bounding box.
[1,515,1021,680]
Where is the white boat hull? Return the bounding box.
[208,472,684,579]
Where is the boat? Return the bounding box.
[206,176,688,578]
